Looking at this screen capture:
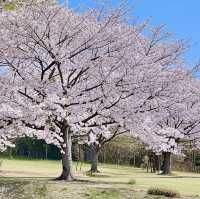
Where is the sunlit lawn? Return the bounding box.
[0,158,200,198]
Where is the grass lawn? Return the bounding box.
[0,158,199,198]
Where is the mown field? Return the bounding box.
[0,158,199,198]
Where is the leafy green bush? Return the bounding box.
[147,187,180,198]
[128,179,136,185]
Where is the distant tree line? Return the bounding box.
[4,137,61,160]
[2,136,200,174]
[3,136,144,164]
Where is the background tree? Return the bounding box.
[86,126,127,173]
[139,72,200,174]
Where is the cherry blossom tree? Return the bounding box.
[0,76,25,151]
[139,70,200,174]
[86,126,127,173]
[80,25,188,173]
[0,0,150,180]
[0,0,190,180]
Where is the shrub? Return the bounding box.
[128,179,136,185]
[147,187,180,198]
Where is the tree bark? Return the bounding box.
[56,121,74,181]
[90,145,100,173]
[152,154,160,173]
[161,152,171,175]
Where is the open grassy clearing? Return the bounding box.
[0,158,199,198]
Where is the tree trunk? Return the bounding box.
[45,145,48,159]
[56,121,74,181]
[90,145,100,173]
[161,152,171,175]
[152,154,159,173]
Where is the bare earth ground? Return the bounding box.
[0,159,199,199]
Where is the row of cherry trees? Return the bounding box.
[0,0,200,180]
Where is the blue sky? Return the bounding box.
[62,0,200,67]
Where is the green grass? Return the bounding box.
[0,178,48,199]
[87,188,120,199]
[33,184,47,198]
[0,158,199,198]
[128,179,136,185]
